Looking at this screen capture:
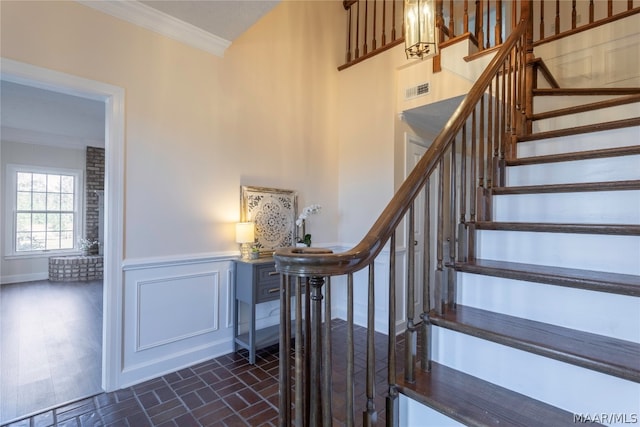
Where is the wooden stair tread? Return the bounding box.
[533,88,640,96]
[475,221,640,235]
[517,117,640,143]
[492,180,640,195]
[429,305,640,382]
[454,259,640,297]
[507,145,640,166]
[396,362,600,427]
[532,94,640,122]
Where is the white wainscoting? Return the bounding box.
[535,14,640,88]
[117,247,411,387]
[120,255,236,387]
[136,272,220,351]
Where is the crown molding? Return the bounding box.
[77,0,232,57]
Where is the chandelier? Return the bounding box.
[405,0,437,59]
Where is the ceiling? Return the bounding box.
[139,0,281,42]
[0,1,280,149]
[0,80,106,149]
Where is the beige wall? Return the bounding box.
[336,45,408,244]
[0,0,345,263]
[0,0,463,283]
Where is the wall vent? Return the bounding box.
[405,82,430,100]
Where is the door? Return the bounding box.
[405,134,430,323]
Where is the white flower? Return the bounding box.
[296,204,321,226]
[78,238,98,250]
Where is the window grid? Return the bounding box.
[15,172,76,252]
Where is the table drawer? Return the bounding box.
[256,264,280,303]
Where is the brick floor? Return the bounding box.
[2,319,400,427]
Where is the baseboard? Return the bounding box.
[119,335,235,389]
[1,272,48,285]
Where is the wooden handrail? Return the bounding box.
[274,17,530,278]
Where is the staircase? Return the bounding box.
[274,8,640,426]
[398,89,640,426]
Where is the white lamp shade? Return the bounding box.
[235,222,255,244]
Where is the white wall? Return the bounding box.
[336,48,405,246]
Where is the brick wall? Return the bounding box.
[85,146,105,246]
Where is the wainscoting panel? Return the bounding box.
[121,256,235,387]
[604,39,640,85]
[136,272,219,351]
[536,14,640,87]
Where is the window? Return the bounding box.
[6,165,82,257]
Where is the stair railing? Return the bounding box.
[340,0,405,71]
[341,0,638,71]
[275,5,532,427]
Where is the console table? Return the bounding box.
[233,257,281,364]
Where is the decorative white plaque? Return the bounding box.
[241,186,297,256]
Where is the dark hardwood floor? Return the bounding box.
[1,316,393,426]
[0,279,103,424]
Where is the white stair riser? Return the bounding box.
[432,327,640,421]
[493,191,640,224]
[533,95,627,113]
[533,104,639,133]
[457,272,640,343]
[517,126,639,158]
[506,155,640,186]
[400,395,465,427]
[476,229,640,275]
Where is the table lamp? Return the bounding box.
[236,222,255,260]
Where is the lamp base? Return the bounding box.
[240,243,253,260]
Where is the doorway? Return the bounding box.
[0,58,124,422]
[404,133,433,323]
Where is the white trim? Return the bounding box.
[226,269,234,329]
[5,164,84,257]
[0,57,126,392]
[1,272,49,285]
[135,272,220,351]
[123,251,238,271]
[76,0,232,57]
[118,335,234,389]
